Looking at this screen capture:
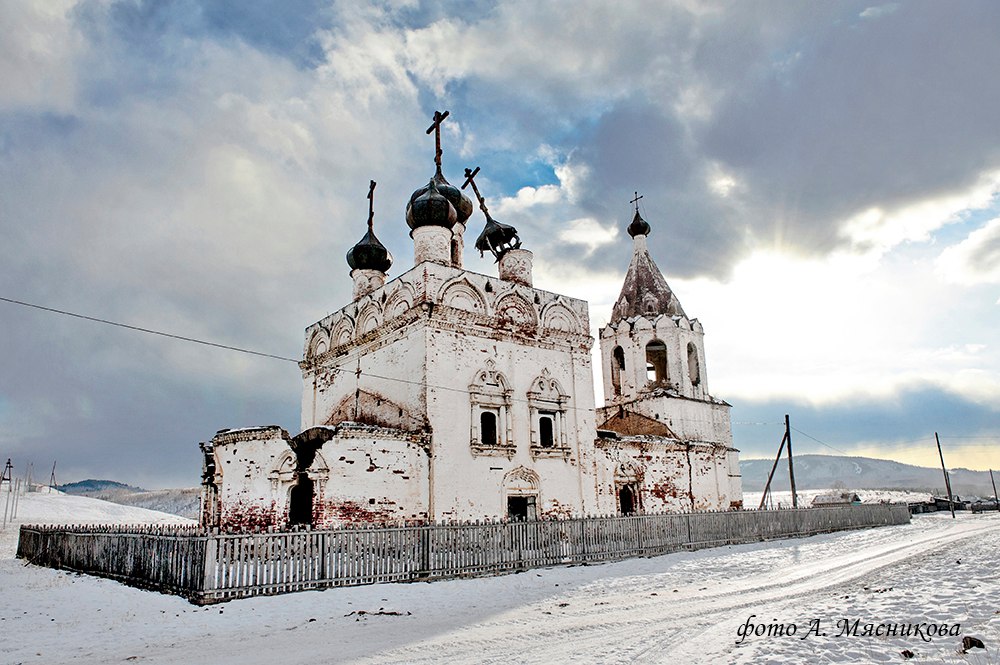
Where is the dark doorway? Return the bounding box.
[619,485,637,516]
[507,495,537,521]
[288,475,314,526]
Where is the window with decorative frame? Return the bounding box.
[469,360,514,455]
[527,368,571,458]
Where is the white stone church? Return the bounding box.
[199,114,742,530]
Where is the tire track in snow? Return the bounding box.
[352,516,1000,664]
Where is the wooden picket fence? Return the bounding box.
[17,503,910,604]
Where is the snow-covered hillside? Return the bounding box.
[0,490,192,558]
[3,490,1000,663]
[741,454,997,496]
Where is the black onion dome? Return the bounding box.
[406,178,458,230]
[474,214,521,261]
[346,228,392,273]
[627,210,651,237]
[406,170,473,226]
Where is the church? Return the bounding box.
[198,113,742,530]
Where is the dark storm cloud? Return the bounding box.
[700,1,1000,252]
[732,385,1000,460]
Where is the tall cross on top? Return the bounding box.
[630,191,644,213]
[425,110,450,168]
[366,180,376,231]
[461,166,489,215]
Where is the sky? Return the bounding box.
[1,0,999,488]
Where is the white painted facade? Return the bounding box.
[199,143,741,530]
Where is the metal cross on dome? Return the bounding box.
[461,166,489,215]
[366,180,376,231]
[426,110,450,168]
[630,191,644,213]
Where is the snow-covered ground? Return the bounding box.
[3,492,999,664]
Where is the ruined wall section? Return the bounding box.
[597,395,733,448]
[312,423,430,527]
[596,437,743,513]
[207,426,294,531]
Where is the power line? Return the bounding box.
[1,295,605,413]
[0,296,300,363]
[790,426,850,455]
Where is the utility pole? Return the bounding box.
[49,461,57,490]
[758,428,788,509]
[990,469,999,513]
[0,458,12,488]
[935,432,955,519]
[786,415,798,509]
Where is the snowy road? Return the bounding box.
[3,494,999,664]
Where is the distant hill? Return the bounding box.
[58,479,146,494]
[58,479,201,520]
[740,454,996,497]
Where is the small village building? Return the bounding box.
[199,114,742,530]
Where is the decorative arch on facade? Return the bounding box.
[268,450,297,493]
[526,368,571,455]
[614,461,643,516]
[384,282,416,320]
[494,292,538,328]
[503,466,540,494]
[355,300,383,337]
[307,329,331,359]
[438,277,489,315]
[502,466,540,520]
[468,360,514,454]
[329,314,355,347]
[540,300,581,333]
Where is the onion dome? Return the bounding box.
[406,178,458,231]
[474,213,521,261]
[627,210,651,237]
[346,226,392,273]
[406,169,473,226]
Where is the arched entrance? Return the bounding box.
[288,474,314,526]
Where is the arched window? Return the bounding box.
[687,342,700,386]
[645,340,668,385]
[480,410,498,446]
[469,361,513,454]
[538,413,555,447]
[527,369,570,457]
[611,346,625,396]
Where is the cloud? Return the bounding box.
[732,384,1000,468]
[0,1,84,112]
[859,4,900,20]
[937,217,1000,285]
[3,0,1000,486]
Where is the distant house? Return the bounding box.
[812,492,861,506]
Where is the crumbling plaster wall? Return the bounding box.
[209,426,294,531]
[313,424,429,526]
[598,395,733,449]
[596,438,742,513]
